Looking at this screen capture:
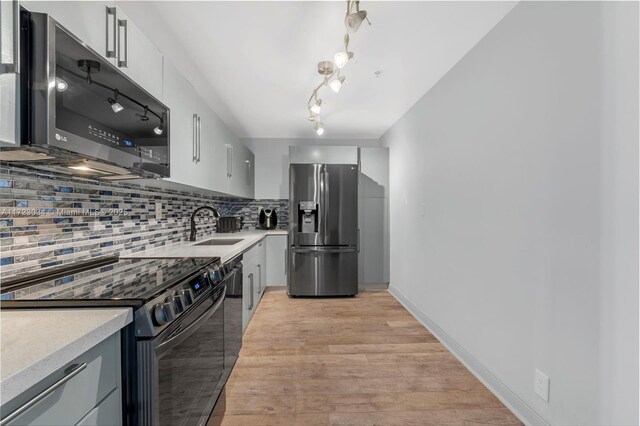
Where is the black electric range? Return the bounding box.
[1,256,228,426]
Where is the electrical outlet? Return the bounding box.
[155,202,163,220]
[534,369,550,402]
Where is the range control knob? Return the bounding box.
[153,302,174,326]
[168,295,184,314]
[210,265,222,283]
[180,289,194,306]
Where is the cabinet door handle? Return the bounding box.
[105,6,116,59]
[197,116,201,162]
[257,264,262,294]
[248,273,254,310]
[0,0,19,73]
[226,145,233,178]
[245,160,251,186]
[192,114,198,162]
[117,19,128,68]
[0,363,87,426]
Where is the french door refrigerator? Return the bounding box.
[288,163,359,296]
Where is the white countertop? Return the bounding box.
[123,229,288,262]
[0,308,132,405]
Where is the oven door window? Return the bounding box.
[156,297,225,426]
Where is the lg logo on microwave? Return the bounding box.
[55,133,68,142]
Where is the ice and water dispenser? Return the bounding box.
[297,201,318,233]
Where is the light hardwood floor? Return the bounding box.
[211,288,521,426]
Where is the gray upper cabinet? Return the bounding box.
[20,0,255,198]
[112,6,163,100]
[162,60,202,189]
[1,0,20,145]
[228,140,255,199]
[21,1,117,64]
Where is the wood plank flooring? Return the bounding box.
[211,288,521,426]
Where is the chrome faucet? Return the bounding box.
[189,206,221,241]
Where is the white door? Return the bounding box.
[21,1,117,64]
[162,61,199,187]
[113,7,163,100]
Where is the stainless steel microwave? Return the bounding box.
[9,10,170,179]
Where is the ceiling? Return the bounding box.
[120,1,517,140]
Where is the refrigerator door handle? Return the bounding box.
[292,247,357,254]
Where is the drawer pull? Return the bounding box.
[0,363,87,425]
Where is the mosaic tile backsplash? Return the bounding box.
[0,165,288,279]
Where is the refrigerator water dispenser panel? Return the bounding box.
[298,201,318,233]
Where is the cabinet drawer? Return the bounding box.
[243,240,264,265]
[76,388,122,426]
[4,333,120,426]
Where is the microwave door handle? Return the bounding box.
[155,286,226,357]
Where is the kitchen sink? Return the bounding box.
[194,238,243,246]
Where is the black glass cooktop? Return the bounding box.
[0,257,218,303]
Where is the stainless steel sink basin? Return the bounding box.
[194,238,243,246]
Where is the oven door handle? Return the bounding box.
[155,286,226,357]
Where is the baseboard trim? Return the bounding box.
[359,282,389,291]
[388,284,550,426]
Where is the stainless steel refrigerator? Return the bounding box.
[288,163,359,296]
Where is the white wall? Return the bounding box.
[380,2,638,425]
[243,138,380,199]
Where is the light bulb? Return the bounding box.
[153,126,163,135]
[330,76,345,93]
[55,77,68,92]
[310,99,322,115]
[334,51,353,69]
[109,98,124,113]
[314,122,325,136]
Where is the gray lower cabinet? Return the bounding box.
[266,235,287,286]
[241,240,267,331]
[1,332,122,426]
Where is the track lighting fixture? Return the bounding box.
[154,113,165,135]
[140,106,150,121]
[108,89,124,113]
[305,0,370,134]
[55,77,68,92]
[330,75,346,93]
